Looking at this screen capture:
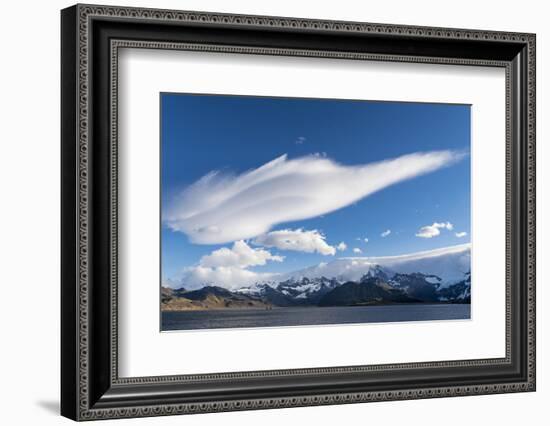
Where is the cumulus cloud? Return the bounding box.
[353,248,363,254]
[455,231,468,238]
[381,229,391,238]
[181,266,277,290]
[163,151,463,245]
[364,237,369,243]
[336,242,347,251]
[200,240,284,268]
[416,222,454,238]
[181,240,283,290]
[254,228,337,256]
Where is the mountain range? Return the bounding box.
[161,244,471,311]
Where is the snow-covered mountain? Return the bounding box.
[165,244,471,308]
[237,276,342,305]
[279,243,470,288]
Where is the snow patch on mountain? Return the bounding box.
[282,243,470,287]
[281,260,384,284]
[171,244,471,297]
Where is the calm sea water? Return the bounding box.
[161,304,470,331]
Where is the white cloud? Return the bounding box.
[364,237,369,243]
[163,151,463,244]
[182,266,277,290]
[285,243,471,285]
[455,231,468,238]
[254,228,337,256]
[336,242,347,251]
[200,240,283,268]
[415,221,454,238]
[353,248,363,254]
[180,240,283,290]
[295,136,306,145]
[381,229,391,238]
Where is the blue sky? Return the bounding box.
[161,93,470,286]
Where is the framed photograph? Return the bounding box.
[61,4,536,421]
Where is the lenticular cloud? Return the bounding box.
[163,151,462,244]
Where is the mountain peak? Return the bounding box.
[284,244,470,287]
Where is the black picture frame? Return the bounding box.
[61,4,536,421]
